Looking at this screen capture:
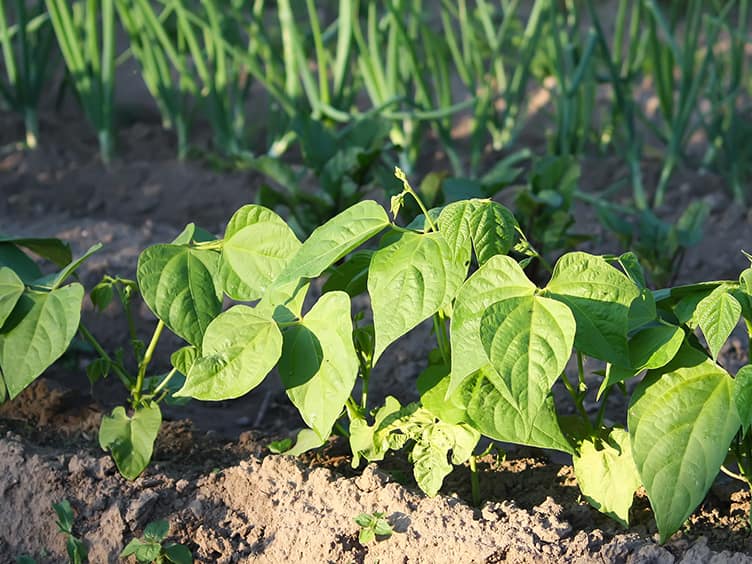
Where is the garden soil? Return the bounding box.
[3,107,752,562]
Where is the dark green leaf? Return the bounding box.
[0,267,24,326]
[137,245,222,346]
[144,519,169,541]
[0,284,84,399]
[0,236,72,267]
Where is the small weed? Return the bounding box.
[120,520,192,564]
[52,500,87,564]
[353,512,393,544]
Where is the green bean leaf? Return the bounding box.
[368,231,465,363]
[573,428,641,527]
[449,255,536,395]
[629,346,740,541]
[279,292,358,439]
[176,306,282,400]
[0,267,25,327]
[220,205,301,301]
[695,287,741,361]
[0,283,84,399]
[99,403,161,480]
[468,295,574,453]
[137,245,222,346]
[274,200,390,286]
[547,252,639,367]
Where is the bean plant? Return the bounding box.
[5,168,752,543]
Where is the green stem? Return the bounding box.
[78,323,132,389]
[594,385,611,429]
[147,366,178,399]
[134,320,165,401]
[360,368,370,411]
[432,310,450,365]
[720,464,746,483]
[334,421,350,438]
[395,167,437,232]
[470,454,480,507]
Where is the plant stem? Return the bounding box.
[395,167,437,232]
[78,323,132,389]
[470,454,480,507]
[135,320,165,401]
[432,310,450,365]
[720,464,746,483]
[148,367,178,398]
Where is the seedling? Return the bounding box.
[353,512,393,544]
[52,500,88,564]
[120,520,192,564]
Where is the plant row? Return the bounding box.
[1,0,751,207]
[2,169,752,542]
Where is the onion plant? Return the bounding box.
[115,0,193,159]
[45,0,116,162]
[0,0,55,149]
[541,2,598,158]
[700,0,751,205]
[642,0,728,208]
[585,0,648,209]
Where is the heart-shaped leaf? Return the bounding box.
[368,231,465,363]
[449,255,536,395]
[99,403,162,480]
[278,292,358,439]
[0,283,84,399]
[137,245,222,346]
[695,287,741,361]
[468,295,574,452]
[176,306,282,400]
[629,346,741,541]
[220,205,301,301]
[547,252,639,367]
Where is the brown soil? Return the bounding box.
[3,99,752,562]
